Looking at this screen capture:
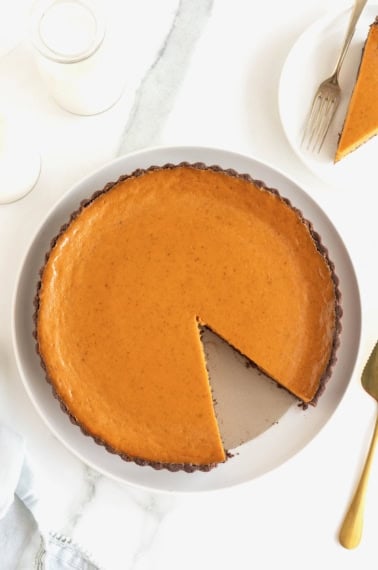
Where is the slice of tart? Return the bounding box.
[335,18,378,162]
[34,163,341,471]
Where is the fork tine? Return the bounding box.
[315,96,337,152]
[302,91,337,154]
[307,94,325,151]
[301,93,321,150]
[310,96,331,152]
[302,91,328,151]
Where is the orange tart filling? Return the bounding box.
[35,164,341,471]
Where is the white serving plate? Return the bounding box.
[12,146,361,493]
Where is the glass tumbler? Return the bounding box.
[30,0,126,115]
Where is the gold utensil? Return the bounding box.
[339,341,378,549]
[302,0,368,153]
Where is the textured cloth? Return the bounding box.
[0,425,100,569]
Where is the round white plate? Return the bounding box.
[12,146,361,493]
[279,4,378,189]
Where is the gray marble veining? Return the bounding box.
[62,465,102,538]
[117,0,214,155]
[128,490,176,570]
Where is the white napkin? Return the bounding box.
[0,424,101,569]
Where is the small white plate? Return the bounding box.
[279,4,378,188]
[12,146,361,493]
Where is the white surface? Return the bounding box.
[279,3,378,188]
[1,0,378,568]
[12,146,361,493]
[0,1,30,57]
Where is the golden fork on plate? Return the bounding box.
[339,341,378,549]
[301,0,368,153]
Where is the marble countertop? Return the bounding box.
[1,0,378,568]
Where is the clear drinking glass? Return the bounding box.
[0,114,41,204]
[30,0,126,115]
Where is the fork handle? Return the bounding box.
[333,0,368,78]
[339,411,378,549]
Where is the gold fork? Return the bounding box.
[302,0,368,153]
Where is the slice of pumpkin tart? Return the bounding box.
[335,18,378,162]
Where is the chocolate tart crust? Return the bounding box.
[33,162,343,472]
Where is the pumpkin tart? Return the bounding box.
[335,18,378,162]
[35,164,341,471]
